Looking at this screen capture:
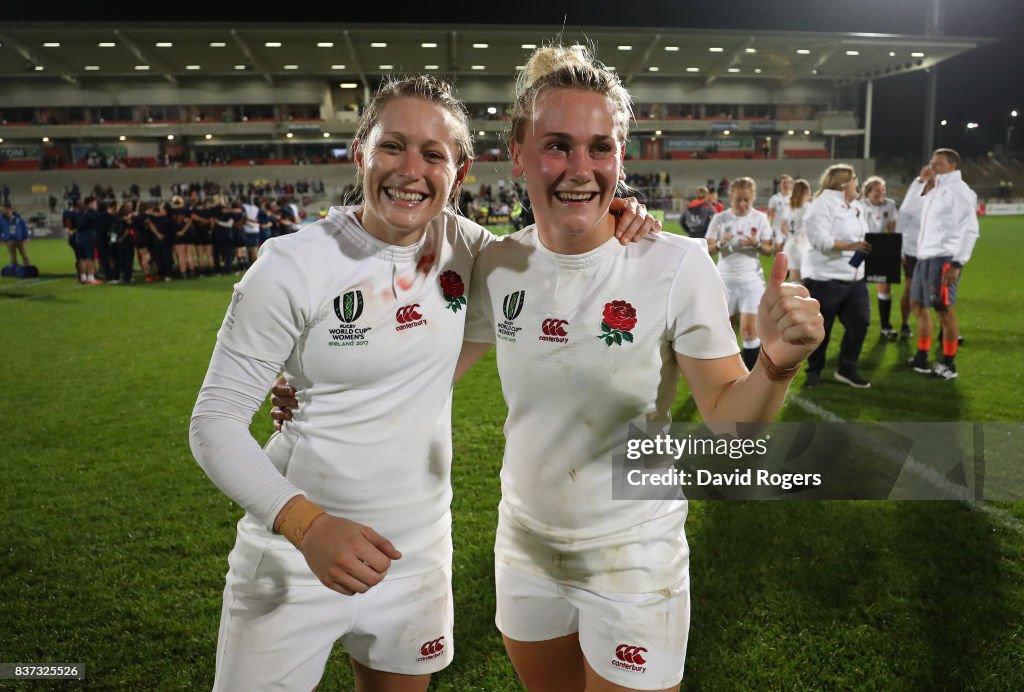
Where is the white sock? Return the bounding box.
[742,338,761,349]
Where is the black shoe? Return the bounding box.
[834,371,871,388]
[803,372,821,389]
[899,325,912,342]
[908,352,931,374]
[957,335,964,346]
[880,327,897,341]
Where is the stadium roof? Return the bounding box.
[0,23,994,90]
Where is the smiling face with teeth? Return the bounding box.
[511,88,626,254]
[354,96,468,246]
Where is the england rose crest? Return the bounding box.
[596,300,636,346]
[440,270,467,313]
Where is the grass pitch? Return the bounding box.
[1,217,1022,689]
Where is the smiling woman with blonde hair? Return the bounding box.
[801,163,872,389]
[464,44,824,692]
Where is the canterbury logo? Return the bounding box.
[541,319,569,337]
[615,645,648,665]
[396,304,423,323]
[420,637,445,657]
[334,290,364,323]
[503,290,525,321]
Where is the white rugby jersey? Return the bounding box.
[192,206,492,584]
[896,178,928,257]
[768,192,791,231]
[465,228,739,592]
[705,208,773,283]
[860,198,899,235]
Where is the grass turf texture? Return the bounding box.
[1,217,1022,690]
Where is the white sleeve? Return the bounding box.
[189,342,303,531]
[668,243,741,358]
[954,187,980,265]
[464,242,497,344]
[804,201,836,253]
[217,237,310,362]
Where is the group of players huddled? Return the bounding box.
[61,192,305,284]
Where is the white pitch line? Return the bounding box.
[0,278,59,291]
[788,394,1024,536]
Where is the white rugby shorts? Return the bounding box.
[214,565,453,691]
[725,278,765,316]
[495,562,690,690]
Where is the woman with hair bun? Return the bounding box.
[464,45,823,691]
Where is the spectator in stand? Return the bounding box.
[857,176,900,340]
[908,148,979,381]
[682,186,716,239]
[1,203,32,270]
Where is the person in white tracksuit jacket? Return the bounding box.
[907,148,979,380]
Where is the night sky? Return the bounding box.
[7,0,1023,160]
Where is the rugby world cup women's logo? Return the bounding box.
[334,290,364,323]
[440,270,467,313]
[503,290,525,321]
[596,300,637,346]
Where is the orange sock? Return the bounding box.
[918,337,932,352]
[943,340,958,357]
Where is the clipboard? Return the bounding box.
[863,233,903,284]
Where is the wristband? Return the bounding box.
[275,496,327,547]
[759,348,801,382]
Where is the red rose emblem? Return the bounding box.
[439,270,465,299]
[602,300,637,332]
[440,270,467,313]
[596,300,637,347]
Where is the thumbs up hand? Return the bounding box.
[756,253,825,370]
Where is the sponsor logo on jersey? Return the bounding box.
[396,304,427,331]
[596,300,637,347]
[417,636,446,661]
[498,290,525,343]
[439,270,467,313]
[328,289,372,347]
[539,318,569,344]
[611,644,648,673]
[334,290,364,324]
